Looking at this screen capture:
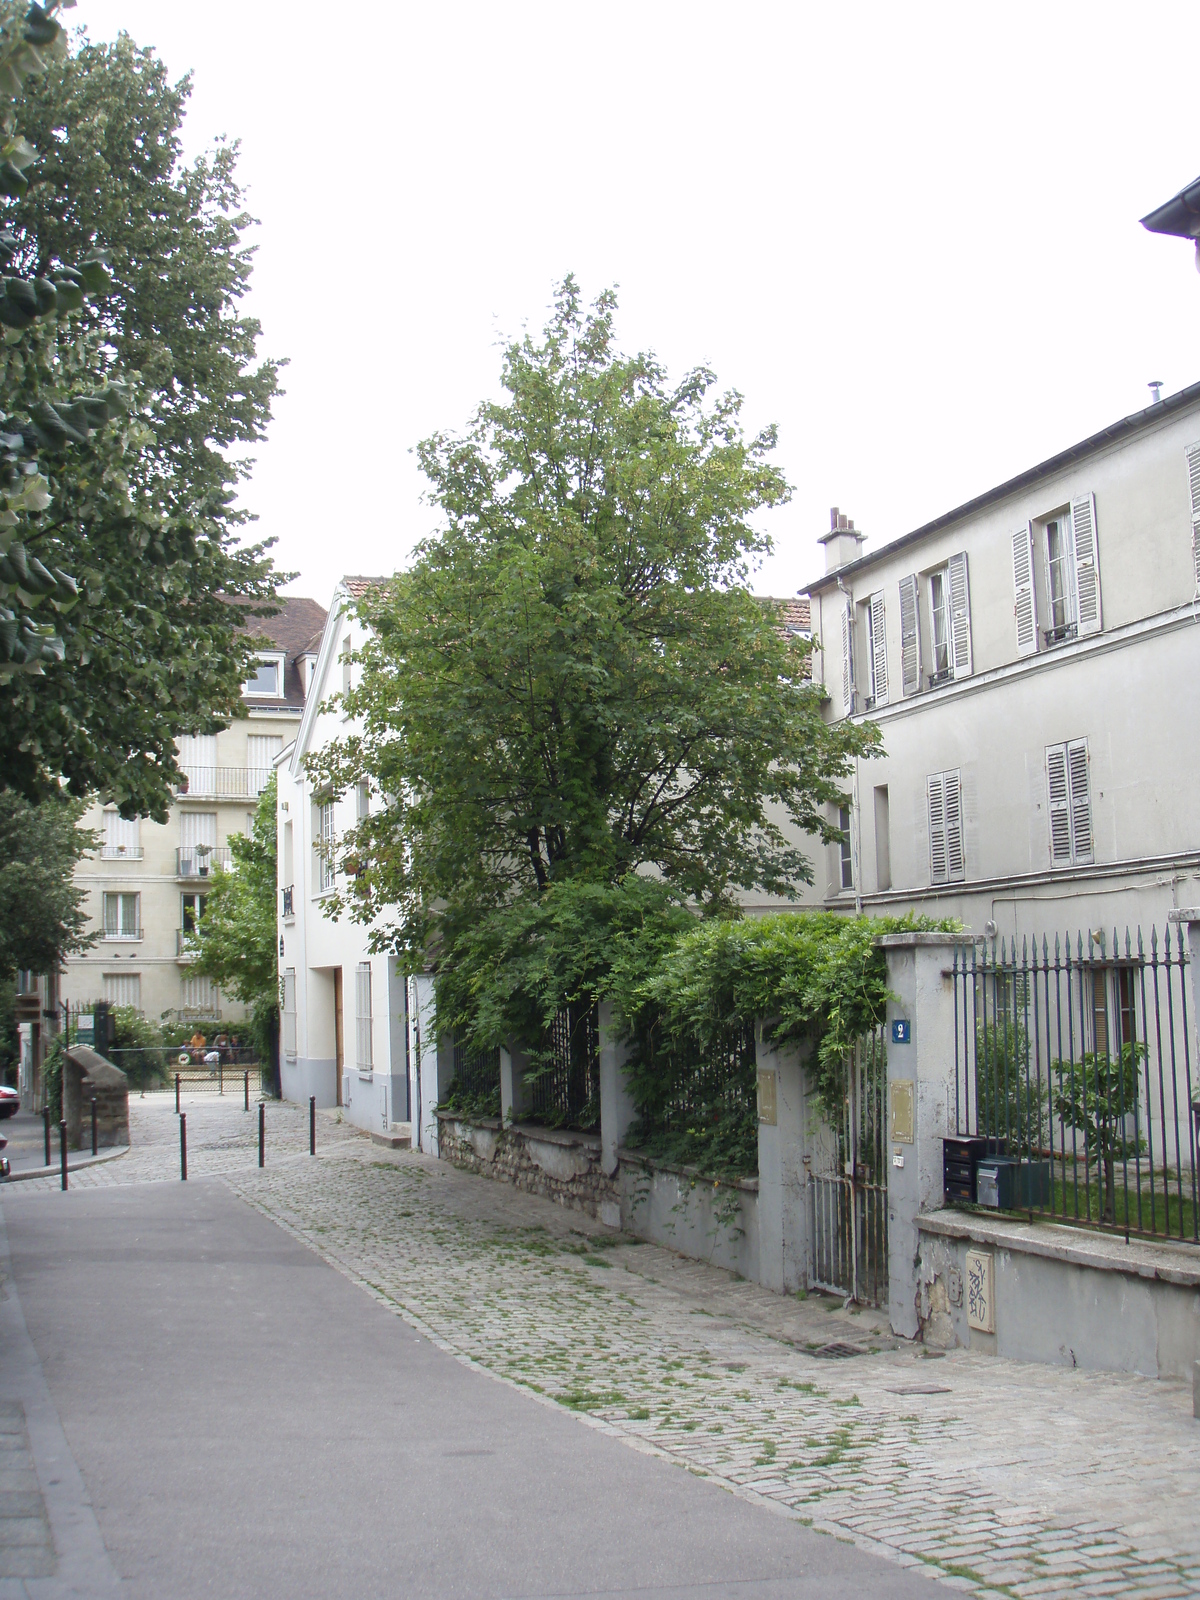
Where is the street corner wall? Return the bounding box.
[617,1152,759,1281]
[437,1114,620,1224]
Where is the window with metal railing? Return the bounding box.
[102,892,141,940]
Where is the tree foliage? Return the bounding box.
[313,279,877,958]
[0,10,281,816]
[0,785,93,979]
[188,773,277,1016]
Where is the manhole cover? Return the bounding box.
[885,1384,951,1395]
[812,1342,867,1360]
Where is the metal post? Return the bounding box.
[42,1104,50,1167]
[258,1100,265,1167]
[310,1095,316,1156]
[59,1119,67,1191]
[175,1072,180,1115]
[219,1060,223,1096]
[90,1096,98,1157]
[180,1113,187,1181]
[244,1071,249,1111]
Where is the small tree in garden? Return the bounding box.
[1053,1042,1145,1222]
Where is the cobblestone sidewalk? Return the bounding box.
[6,1100,1198,1598]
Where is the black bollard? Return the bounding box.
[59,1119,67,1191]
[219,1060,224,1096]
[90,1095,98,1157]
[258,1099,265,1168]
[180,1113,187,1181]
[309,1095,316,1156]
[175,1072,180,1115]
[243,1071,249,1112]
[43,1104,50,1167]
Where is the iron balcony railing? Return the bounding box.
[281,884,294,917]
[176,929,199,958]
[101,926,143,941]
[178,766,273,799]
[176,846,232,879]
[100,844,144,860]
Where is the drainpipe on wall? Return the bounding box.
[835,574,863,916]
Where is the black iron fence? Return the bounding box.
[808,1027,888,1308]
[527,1003,599,1129]
[447,1041,501,1110]
[654,1026,756,1132]
[951,930,1197,1245]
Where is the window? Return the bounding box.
[102,892,140,939]
[1186,441,1200,591]
[179,811,218,877]
[929,569,951,679]
[341,634,352,699]
[317,800,336,892]
[1012,495,1102,655]
[181,893,207,934]
[927,770,965,884]
[899,553,971,694]
[282,968,297,1060]
[1046,739,1092,865]
[178,734,217,795]
[863,592,888,708]
[874,785,891,891]
[104,972,141,1010]
[838,804,854,891]
[355,962,373,1070]
[102,812,140,859]
[244,654,284,698]
[247,734,283,793]
[180,975,219,1016]
[356,781,370,821]
[282,820,294,886]
[839,599,855,717]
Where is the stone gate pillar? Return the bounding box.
[1168,909,1200,1071]
[755,1027,811,1293]
[876,931,975,1338]
[597,1001,635,1178]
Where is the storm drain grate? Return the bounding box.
[811,1341,868,1360]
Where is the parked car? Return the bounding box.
[0,1084,19,1119]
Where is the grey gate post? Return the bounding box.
[597,1001,635,1179]
[500,1044,531,1124]
[876,931,975,1339]
[1168,909,1200,1067]
[754,1025,811,1293]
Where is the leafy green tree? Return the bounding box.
[314,280,877,961]
[188,774,278,1056]
[0,11,281,816]
[1054,1043,1145,1222]
[0,786,94,978]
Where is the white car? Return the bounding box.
[0,1084,20,1120]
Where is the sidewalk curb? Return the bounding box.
[5,1144,131,1184]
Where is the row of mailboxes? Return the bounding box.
[943,1137,1051,1209]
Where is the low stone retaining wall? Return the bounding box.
[917,1210,1200,1380]
[617,1150,759,1280]
[435,1113,619,1225]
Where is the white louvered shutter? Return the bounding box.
[1070,493,1101,636]
[869,592,888,706]
[898,574,920,696]
[1186,442,1200,591]
[1067,738,1092,862]
[947,552,973,677]
[1012,524,1038,656]
[1046,743,1072,864]
[943,769,964,880]
[928,773,948,885]
[840,602,855,717]
[355,963,373,1069]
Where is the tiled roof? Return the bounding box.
[242,595,329,710]
[342,575,388,599]
[765,596,811,633]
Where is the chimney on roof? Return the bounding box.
[818,506,867,574]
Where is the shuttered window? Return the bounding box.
[1186,442,1200,590]
[180,975,219,1016]
[282,969,297,1059]
[865,592,888,706]
[898,574,921,695]
[1070,494,1102,636]
[947,552,973,674]
[355,963,373,1070]
[1012,524,1038,656]
[927,770,965,885]
[103,973,141,1010]
[317,800,336,892]
[839,601,855,717]
[102,812,140,858]
[1046,739,1092,865]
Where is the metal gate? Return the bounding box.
[807,1028,888,1307]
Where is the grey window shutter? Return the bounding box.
[1186,442,1200,591]
[898,574,920,695]
[1046,743,1072,864]
[869,591,888,706]
[840,601,855,717]
[943,769,964,881]
[1067,738,1092,862]
[1012,523,1038,656]
[947,552,972,677]
[927,772,947,884]
[1070,492,1101,636]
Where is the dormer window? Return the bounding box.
[244,653,285,698]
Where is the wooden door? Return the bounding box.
[333,967,344,1106]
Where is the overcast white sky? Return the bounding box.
[79,1,1200,609]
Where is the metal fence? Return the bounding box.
[451,1040,501,1102]
[654,1026,756,1132]
[807,1027,888,1308]
[951,929,1197,1245]
[527,1003,599,1129]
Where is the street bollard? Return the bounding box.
[310,1096,316,1156]
[90,1095,98,1157]
[258,1100,265,1167]
[219,1061,224,1096]
[175,1072,180,1115]
[43,1104,50,1167]
[59,1119,67,1191]
[243,1071,249,1112]
[180,1113,187,1181]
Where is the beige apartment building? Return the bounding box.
[60,596,327,1026]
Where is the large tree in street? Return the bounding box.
[0,6,281,818]
[0,787,93,979]
[314,280,877,964]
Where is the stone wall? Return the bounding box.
[63,1046,129,1150]
[618,1151,759,1279]
[436,1113,619,1226]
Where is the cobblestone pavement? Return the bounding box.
[7,1099,1199,1598]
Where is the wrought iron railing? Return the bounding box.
[527,1003,599,1129]
[100,844,144,860]
[449,1041,501,1106]
[176,846,232,878]
[178,766,273,798]
[951,930,1196,1245]
[281,884,294,917]
[808,1027,888,1308]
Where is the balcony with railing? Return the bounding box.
[281,884,294,918]
[178,766,274,799]
[176,928,198,959]
[101,925,143,942]
[176,846,233,879]
[99,844,144,860]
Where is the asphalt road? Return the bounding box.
[2,1106,51,1173]
[0,1177,946,1600]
